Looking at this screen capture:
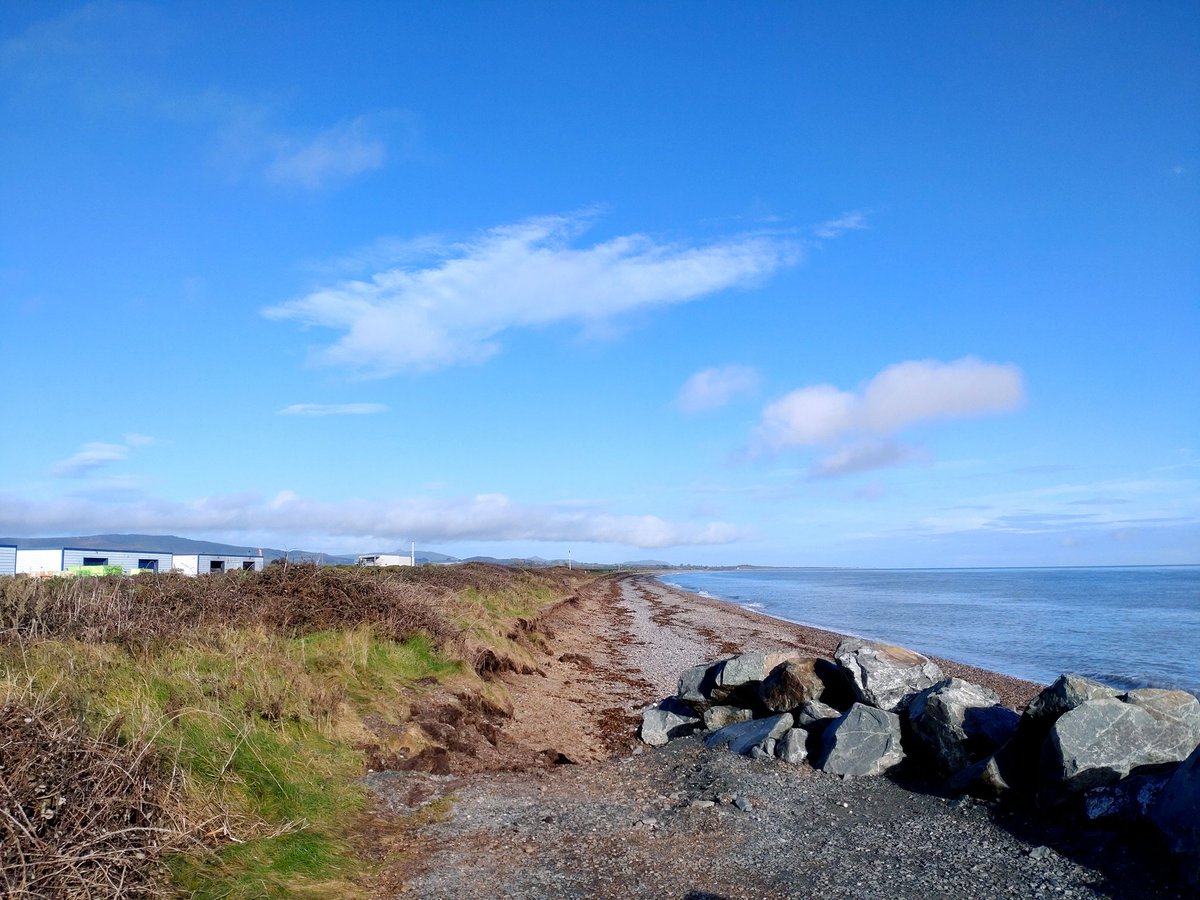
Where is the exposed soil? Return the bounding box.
[367,574,1188,899]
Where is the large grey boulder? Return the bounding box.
[1040,697,1200,805]
[1121,688,1200,746]
[834,638,943,712]
[703,704,753,731]
[758,658,829,713]
[908,677,1020,776]
[677,661,723,711]
[705,713,794,757]
[1023,674,1120,727]
[1083,771,1172,824]
[639,697,702,747]
[678,649,801,711]
[816,703,906,777]
[1151,743,1200,889]
[775,727,809,765]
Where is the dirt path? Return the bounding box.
[371,575,1184,899]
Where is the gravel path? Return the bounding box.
[378,575,1187,899]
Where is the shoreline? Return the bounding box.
[391,572,1183,898]
[647,574,1044,710]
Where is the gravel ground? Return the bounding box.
[378,575,1188,899]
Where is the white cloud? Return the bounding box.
[858,358,1024,433]
[760,384,859,447]
[0,491,742,550]
[756,357,1024,477]
[677,365,761,413]
[265,114,386,189]
[264,213,801,376]
[277,403,388,417]
[811,441,925,479]
[813,211,868,239]
[51,442,129,477]
[760,357,1024,451]
[51,432,158,477]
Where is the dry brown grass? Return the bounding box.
[0,695,196,898]
[0,563,591,897]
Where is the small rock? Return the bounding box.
[734,796,752,812]
[704,712,794,757]
[703,704,754,731]
[639,697,702,747]
[775,727,809,765]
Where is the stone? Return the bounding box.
[1083,771,1172,824]
[758,658,830,713]
[679,650,792,711]
[945,750,1015,800]
[718,651,768,689]
[1121,688,1200,747]
[703,704,754,731]
[1039,697,1200,805]
[1151,743,1200,888]
[677,661,723,711]
[816,703,906,777]
[908,677,1020,776]
[1022,674,1120,727]
[639,697,702,747]
[775,727,809,765]
[705,713,794,757]
[833,638,943,712]
[796,699,841,727]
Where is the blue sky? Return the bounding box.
[2,1,1197,566]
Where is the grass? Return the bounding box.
[0,564,595,897]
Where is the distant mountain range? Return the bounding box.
[0,534,675,570]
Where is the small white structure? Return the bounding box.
[16,547,174,576]
[0,545,15,576]
[357,553,413,567]
[172,553,265,576]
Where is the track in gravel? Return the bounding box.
[374,575,1187,899]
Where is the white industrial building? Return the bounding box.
[0,545,15,576]
[357,553,413,567]
[15,547,174,576]
[172,553,265,576]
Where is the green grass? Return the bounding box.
[0,565,595,896]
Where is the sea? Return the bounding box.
[659,566,1200,697]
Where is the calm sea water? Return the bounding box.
[660,567,1200,696]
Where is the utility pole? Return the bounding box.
[568,549,572,570]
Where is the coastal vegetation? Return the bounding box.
[0,563,596,897]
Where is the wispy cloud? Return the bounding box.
[265,114,387,189]
[50,433,157,477]
[277,403,388,417]
[2,6,402,192]
[677,365,761,413]
[51,442,129,477]
[0,491,743,550]
[756,357,1025,477]
[265,213,802,376]
[809,441,926,478]
[813,211,868,239]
